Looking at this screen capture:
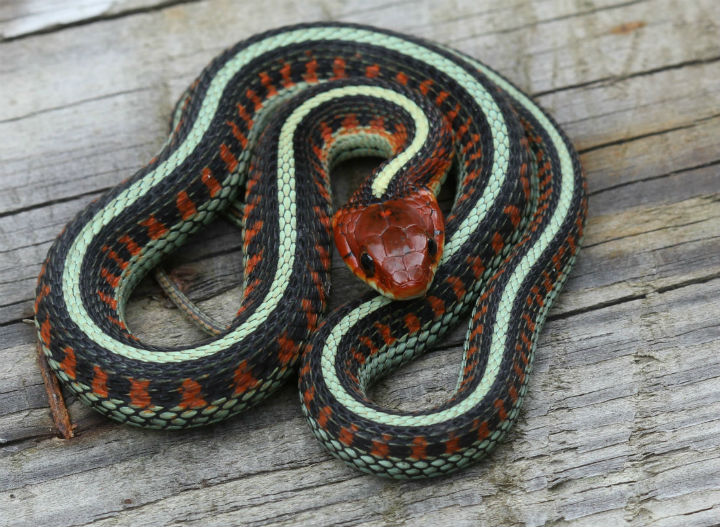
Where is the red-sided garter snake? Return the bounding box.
[35,23,587,478]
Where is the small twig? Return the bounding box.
[35,341,75,439]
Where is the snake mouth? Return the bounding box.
[333,188,445,300]
[368,266,435,300]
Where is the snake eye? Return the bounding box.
[427,238,438,258]
[360,252,375,277]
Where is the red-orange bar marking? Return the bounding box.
[176,190,197,220]
[259,71,277,97]
[119,235,141,257]
[227,120,248,148]
[419,79,433,95]
[277,333,299,365]
[370,434,392,457]
[304,59,318,83]
[445,434,460,454]
[280,62,294,88]
[317,405,332,428]
[411,436,427,459]
[339,424,357,446]
[404,313,421,333]
[59,346,76,379]
[201,167,222,197]
[427,295,445,317]
[129,378,151,408]
[236,103,254,127]
[178,378,207,409]
[101,267,120,288]
[494,398,507,420]
[97,290,118,310]
[219,144,238,172]
[245,89,263,110]
[140,215,168,240]
[303,385,315,405]
[233,360,258,395]
[332,57,347,79]
[365,64,380,78]
[92,365,108,397]
[491,232,504,254]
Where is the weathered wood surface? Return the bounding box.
[1,0,719,525]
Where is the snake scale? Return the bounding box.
[35,23,587,479]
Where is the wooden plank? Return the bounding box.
[0,0,191,40]
[3,113,718,326]
[4,185,718,443]
[1,0,719,525]
[1,0,718,325]
[0,0,717,433]
[2,278,718,526]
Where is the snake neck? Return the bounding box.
[289,80,454,301]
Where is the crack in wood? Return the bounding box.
[0,188,108,220]
[583,214,720,249]
[588,158,720,197]
[0,87,152,125]
[445,0,649,45]
[0,0,206,42]
[534,55,720,98]
[579,117,720,155]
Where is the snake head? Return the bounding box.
[333,187,444,300]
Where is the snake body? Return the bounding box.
[34,23,586,479]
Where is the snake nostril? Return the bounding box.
[360,252,375,277]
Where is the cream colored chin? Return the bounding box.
[361,269,437,301]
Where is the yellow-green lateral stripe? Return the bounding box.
[319,52,575,427]
[61,26,508,362]
[369,92,428,197]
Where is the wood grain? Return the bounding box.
[1,0,719,525]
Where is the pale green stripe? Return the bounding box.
[319,49,575,427]
[370,92,428,197]
[61,26,509,364]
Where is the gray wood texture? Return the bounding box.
[1,0,719,525]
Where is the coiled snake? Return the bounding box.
[35,23,587,479]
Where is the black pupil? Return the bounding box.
[360,252,375,276]
[427,238,437,257]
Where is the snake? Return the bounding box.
[34,22,587,479]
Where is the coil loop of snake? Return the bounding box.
[34,23,587,479]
